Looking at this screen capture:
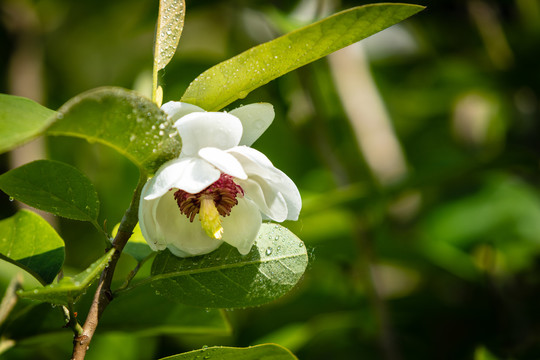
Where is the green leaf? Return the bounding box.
[160,344,298,360]
[101,284,230,336]
[181,3,424,110]
[0,160,99,223]
[112,223,152,262]
[17,248,115,306]
[153,0,186,104]
[150,223,308,308]
[0,210,64,285]
[46,87,182,175]
[154,0,185,72]
[0,94,56,154]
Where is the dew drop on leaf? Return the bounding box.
[265,247,273,256]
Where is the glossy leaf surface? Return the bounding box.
[18,249,115,306]
[0,210,64,285]
[0,160,99,223]
[181,3,424,110]
[150,224,308,308]
[47,87,181,175]
[160,344,298,360]
[0,94,56,154]
[155,0,185,72]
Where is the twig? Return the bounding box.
[70,174,146,360]
[113,253,154,295]
[62,305,83,337]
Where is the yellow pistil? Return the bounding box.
[199,195,224,240]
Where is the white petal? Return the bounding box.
[174,112,243,156]
[144,157,221,199]
[228,147,301,220]
[221,197,262,255]
[161,101,205,122]
[229,145,274,168]
[230,103,274,146]
[198,147,247,180]
[138,181,167,251]
[236,176,288,222]
[155,192,223,257]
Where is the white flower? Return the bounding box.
[138,101,301,257]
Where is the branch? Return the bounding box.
[70,174,146,360]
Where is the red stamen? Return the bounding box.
[173,174,244,222]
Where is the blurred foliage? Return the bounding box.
[2,0,540,359]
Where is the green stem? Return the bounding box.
[70,173,147,360]
[113,253,154,295]
[113,277,152,298]
[90,220,113,250]
[62,305,83,337]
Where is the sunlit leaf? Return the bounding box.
[154,0,185,72]
[0,94,56,154]
[17,248,115,306]
[150,223,308,308]
[0,160,99,223]
[160,344,298,360]
[181,3,424,110]
[46,87,182,175]
[153,0,186,105]
[0,210,64,285]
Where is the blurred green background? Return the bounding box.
[2,0,540,359]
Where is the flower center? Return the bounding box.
[173,174,244,240]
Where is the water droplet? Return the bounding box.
[129,134,136,142]
[57,113,64,119]
[8,197,14,202]
[202,345,209,351]
[299,242,304,247]
[33,289,38,294]
[265,247,273,255]
[155,290,161,295]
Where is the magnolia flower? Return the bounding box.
[138,101,301,257]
